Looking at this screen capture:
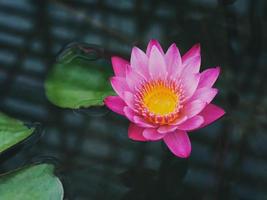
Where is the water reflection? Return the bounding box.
[120,147,189,200]
[57,42,106,64]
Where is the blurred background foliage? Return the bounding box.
[45,43,114,108]
[0,164,63,200]
[0,112,34,153]
[0,113,63,199]
[0,0,266,199]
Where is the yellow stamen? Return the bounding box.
[135,80,182,125]
[143,88,178,115]
[141,80,179,115]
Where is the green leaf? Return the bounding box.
[45,45,115,109]
[0,112,35,153]
[0,164,64,200]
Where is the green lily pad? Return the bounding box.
[0,112,35,153]
[45,44,115,109]
[0,164,64,200]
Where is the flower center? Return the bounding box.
[143,84,178,115]
[135,80,183,125]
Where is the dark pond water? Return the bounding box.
[0,0,267,199]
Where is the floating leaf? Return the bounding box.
[45,43,115,109]
[0,164,64,200]
[0,112,35,154]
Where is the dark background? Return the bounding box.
[0,0,267,199]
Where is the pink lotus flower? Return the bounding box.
[104,40,225,158]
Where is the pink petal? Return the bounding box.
[177,115,204,131]
[130,47,149,78]
[189,87,218,104]
[110,76,131,98]
[125,64,144,91]
[146,39,164,57]
[123,106,135,122]
[143,128,165,141]
[104,96,126,116]
[199,104,225,128]
[111,56,129,77]
[180,73,200,101]
[128,123,147,141]
[133,116,156,128]
[170,116,188,126]
[182,43,200,64]
[163,130,191,158]
[165,43,182,78]
[124,91,136,110]
[148,46,167,79]
[198,67,220,88]
[157,125,178,134]
[183,100,207,118]
[182,55,201,74]
[123,107,156,128]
